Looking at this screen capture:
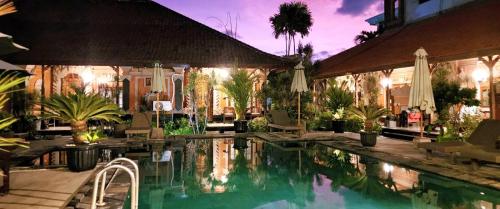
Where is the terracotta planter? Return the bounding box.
[360,131,378,147]
[66,145,99,172]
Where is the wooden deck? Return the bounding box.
[0,168,97,209]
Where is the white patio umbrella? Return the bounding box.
[0,32,28,55]
[291,61,308,127]
[152,62,166,129]
[0,59,23,71]
[408,47,436,138]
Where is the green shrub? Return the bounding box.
[345,117,363,133]
[248,117,268,132]
[163,118,193,136]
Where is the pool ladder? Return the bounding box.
[90,157,140,209]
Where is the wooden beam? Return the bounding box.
[428,63,437,76]
[479,55,499,119]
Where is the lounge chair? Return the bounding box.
[267,110,302,133]
[460,146,500,170]
[417,120,500,162]
[125,112,152,140]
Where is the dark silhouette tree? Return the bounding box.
[270,2,313,55]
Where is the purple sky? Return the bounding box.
[156,0,383,60]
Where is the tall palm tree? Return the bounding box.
[270,2,313,55]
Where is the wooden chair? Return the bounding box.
[267,110,302,133]
[223,107,235,123]
[125,112,152,140]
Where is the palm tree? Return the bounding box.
[0,0,16,16]
[270,2,313,55]
[349,105,388,132]
[43,89,124,144]
[354,30,379,44]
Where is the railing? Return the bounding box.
[90,158,139,209]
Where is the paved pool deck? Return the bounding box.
[0,167,97,209]
[263,132,500,190]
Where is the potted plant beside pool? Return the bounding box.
[221,67,255,133]
[349,105,387,147]
[43,89,124,171]
[326,80,353,133]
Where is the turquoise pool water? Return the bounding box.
[125,138,500,209]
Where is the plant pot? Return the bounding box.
[233,137,248,150]
[234,120,248,133]
[360,131,378,147]
[66,145,99,172]
[331,120,346,133]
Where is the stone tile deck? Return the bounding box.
[0,168,97,209]
[276,132,500,190]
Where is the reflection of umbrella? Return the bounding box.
[408,48,435,138]
[152,62,166,128]
[291,61,308,127]
[0,32,28,55]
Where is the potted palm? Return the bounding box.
[221,69,255,133]
[43,89,124,171]
[326,80,353,133]
[349,105,387,147]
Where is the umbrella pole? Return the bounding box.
[298,92,301,126]
[156,93,160,129]
[420,110,424,138]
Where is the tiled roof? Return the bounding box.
[318,0,500,78]
[0,0,289,68]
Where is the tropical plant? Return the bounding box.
[0,72,29,151]
[0,0,15,16]
[432,65,479,135]
[43,89,124,144]
[364,73,380,106]
[221,68,255,120]
[325,79,353,119]
[354,28,383,45]
[248,117,268,132]
[84,129,105,144]
[270,2,313,55]
[349,105,388,133]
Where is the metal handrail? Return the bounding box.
[96,158,140,206]
[91,165,137,209]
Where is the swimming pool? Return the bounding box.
[125,138,500,209]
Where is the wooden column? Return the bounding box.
[428,63,437,77]
[382,69,394,111]
[352,74,361,106]
[479,55,499,119]
[112,66,120,105]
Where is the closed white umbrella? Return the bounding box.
[291,61,308,127]
[0,32,28,55]
[0,59,22,71]
[408,47,436,138]
[152,62,166,129]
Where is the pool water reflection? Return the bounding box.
[126,138,500,209]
